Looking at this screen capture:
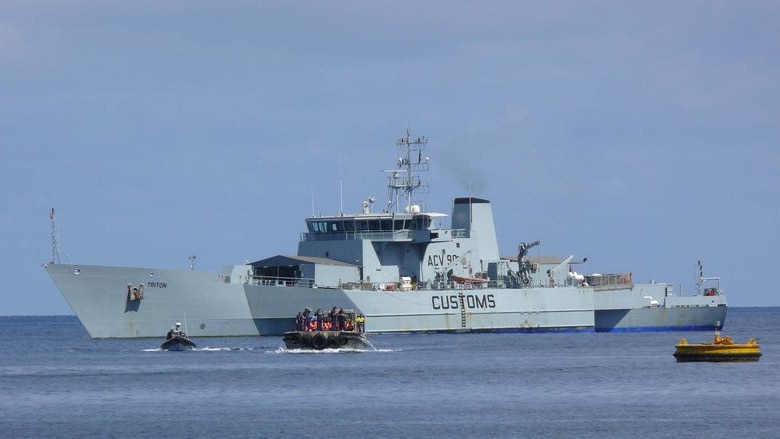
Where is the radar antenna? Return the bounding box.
[384,129,430,213]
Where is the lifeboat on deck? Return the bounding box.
[451,275,489,286]
[674,332,761,362]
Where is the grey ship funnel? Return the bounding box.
[451,197,500,265]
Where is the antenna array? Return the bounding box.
[385,130,430,213]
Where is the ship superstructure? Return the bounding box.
[45,132,727,338]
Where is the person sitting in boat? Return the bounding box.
[309,313,318,331]
[170,322,187,338]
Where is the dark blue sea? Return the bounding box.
[1,308,778,438]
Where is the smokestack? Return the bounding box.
[451,197,499,263]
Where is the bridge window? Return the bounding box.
[308,221,329,233]
[412,216,431,230]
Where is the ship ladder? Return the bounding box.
[458,291,467,329]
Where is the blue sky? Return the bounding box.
[1,1,778,315]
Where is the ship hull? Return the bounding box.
[46,263,728,338]
[595,307,727,332]
[45,263,258,338]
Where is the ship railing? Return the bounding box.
[248,275,514,291]
[450,229,468,239]
[487,279,506,289]
[250,275,317,288]
[671,282,725,298]
[300,230,414,242]
[300,228,469,242]
[586,273,633,290]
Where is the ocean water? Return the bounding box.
[1,308,778,438]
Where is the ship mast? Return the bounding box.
[49,208,71,264]
[50,208,60,264]
[695,260,703,293]
[695,260,721,295]
[385,130,430,213]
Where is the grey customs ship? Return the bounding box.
[45,133,727,338]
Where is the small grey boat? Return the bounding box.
[161,322,196,351]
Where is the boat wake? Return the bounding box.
[143,346,257,352]
[274,347,367,354]
[274,334,398,353]
[199,347,243,352]
[273,345,397,354]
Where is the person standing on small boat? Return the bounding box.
[302,308,312,331]
[356,314,365,333]
[329,307,338,330]
[337,309,346,332]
